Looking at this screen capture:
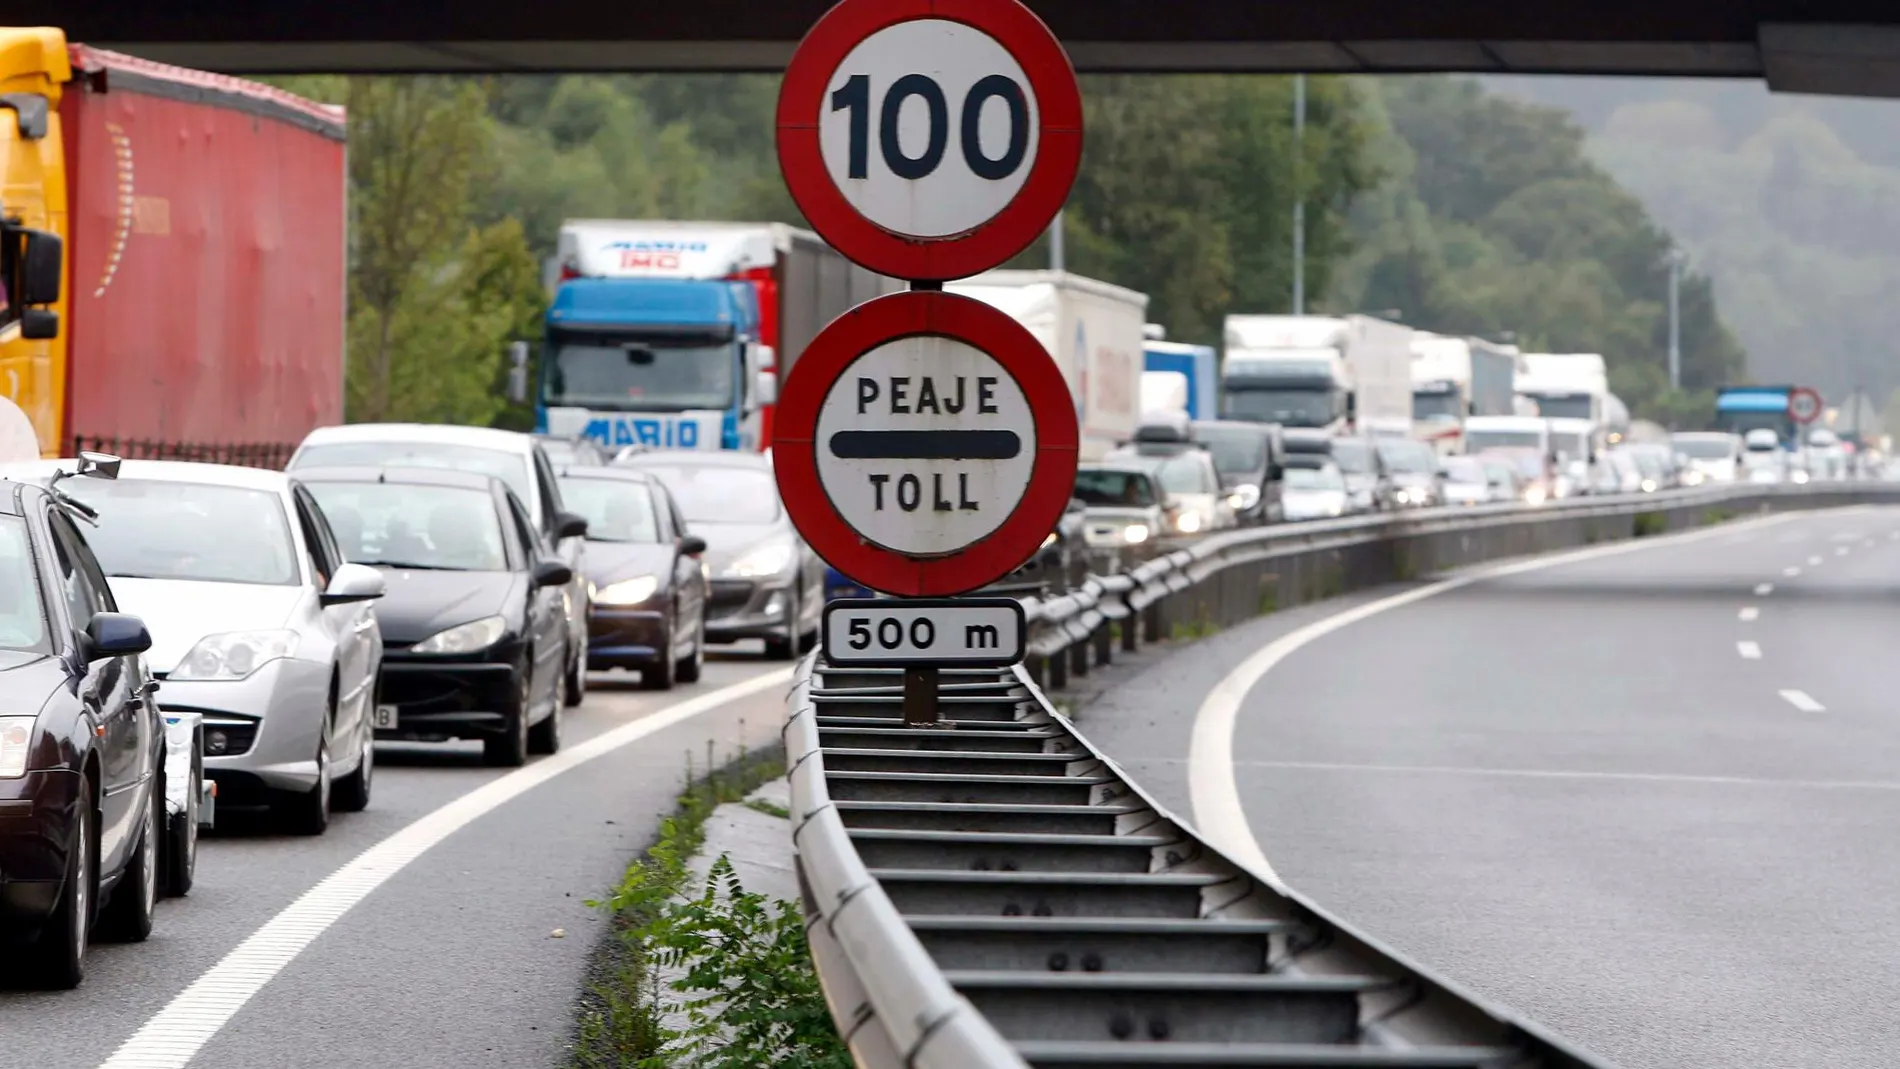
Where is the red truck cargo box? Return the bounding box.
[59,46,345,451]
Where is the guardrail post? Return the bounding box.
[1069,632,1089,678]
[1094,621,1113,666]
[1047,642,1069,689]
[1121,611,1138,653]
[1024,652,1046,687]
[1142,598,1162,644]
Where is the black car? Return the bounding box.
[1192,420,1286,526]
[553,466,709,690]
[617,451,823,660]
[297,467,579,767]
[1,455,172,988]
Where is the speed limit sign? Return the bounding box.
[1788,386,1824,425]
[775,0,1082,280]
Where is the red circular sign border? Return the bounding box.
[773,290,1079,596]
[775,0,1083,282]
[1788,386,1824,425]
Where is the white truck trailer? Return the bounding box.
[1410,332,1522,454]
[1222,315,1413,438]
[946,270,1149,461]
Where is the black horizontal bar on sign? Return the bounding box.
[828,430,1021,461]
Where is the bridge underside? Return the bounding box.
[26,3,1900,97]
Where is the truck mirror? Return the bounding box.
[20,308,58,340]
[754,370,779,406]
[505,340,530,404]
[17,226,62,306]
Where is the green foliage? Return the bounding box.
[1332,77,1747,425]
[1633,511,1668,537]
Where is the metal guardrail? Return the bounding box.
[787,480,1900,1068]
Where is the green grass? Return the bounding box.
[568,744,847,1069]
[1633,511,1668,537]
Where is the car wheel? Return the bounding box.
[764,593,798,661]
[530,650,565,755]
[28,774,94,989]
[676,620,704,684]
[279,735,332,836]
[643,626,677,690]
[563,641,586,708]
[164,739,200,898]
[484,663,532,768]
[98,773,159,943]
[332,721,373,814]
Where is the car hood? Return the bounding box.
[691,521,785,574]
[0,649,66,709]
[1390,472,1436,488]
[110,578,305,674]
[1342,473,1377,492]
[581,541,681,588]
[1444,481,1489,498]
[1082,505,1157,525]
[372,569,520,647]
[1171,492,1222,514]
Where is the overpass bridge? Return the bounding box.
[19,1,1900,96]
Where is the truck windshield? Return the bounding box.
[1526,394,1593,419]
[1715,410,1793,443]
[1412,390,1462,421]
[546,333,734,412]
[1672,436,1735,460]
[1464,429,1544,451]
[1223,388,1340,427]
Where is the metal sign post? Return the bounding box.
[777,0,1082,724]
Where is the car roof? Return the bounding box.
[288,464,507,493]
[298,423,535,456]
[1192,420,1273,436]
[1077,463,1156,478]
[617,449,770,471]
[0,457,293,491]
[1283,453,1333,467]
[555,465,663,484]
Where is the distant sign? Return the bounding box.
[775,0,1082,281]
[822,597,1025,667]
[774,290,1076,596]
[1788,387,1824,425]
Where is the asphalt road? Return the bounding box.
[0,649,793,1069]
[1079,505,1900,1069]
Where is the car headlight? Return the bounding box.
[1640,479,1657,493]
[1792,470,1811,484]
[1682,470,1704,486]
[171,630,300,681]
[0,716,34,779]
[1395,489,1413,505]
[1227,484,1261,511]
[1176,510,1204,534]
[410,615,507,655]
[1123,524,1150,545]
[1041,531,1059,549]
[724,541,795,578]
[1524,485,1548,505]
[595,575,659,606]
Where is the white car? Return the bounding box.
[1106,447,1236,535]
[289,424,592,708]
[1671,431,1742,485]
[3,460,387,834]
[1281,457,1350,520]
[1437,456,1494,505]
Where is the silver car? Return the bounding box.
[5,460,387,835]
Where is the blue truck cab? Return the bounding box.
[1714,386,1798,450]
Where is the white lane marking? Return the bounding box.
[95,668,796,1069]
[1738,606,1759,622]
[1237,759,1898,792]
[1754,582,1774,596]
[1737,641,1762,660]
[1829,532,1860,543]
[1784,566,1802,577]
[1187,511,1799,888]
[1806,555,1823,566]
[1779,689,1826,713]
[1835,546,1850,557]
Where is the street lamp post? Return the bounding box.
[1292,74,1305,316]
[1666,247,1687,391]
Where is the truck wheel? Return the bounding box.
[27,774,96,989]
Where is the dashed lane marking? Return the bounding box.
[1739,607,1759,622]
[1737,641,1762,660]
[1807,555,1823,566]
[1779,689,1826,713]
[1754,583,1774,596]
[94,667,797,1069]
[1784,566,1802,577]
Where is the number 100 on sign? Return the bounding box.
[822,598,1026,667]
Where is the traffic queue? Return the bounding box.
[0,417,827,988]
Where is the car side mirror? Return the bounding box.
[554,510,589,540]
[533,558,573,588]
[321,562,386,606]
[679,534,708,556]
[754,369,778,406]
[85,612,151,660]
[77,450,120,480]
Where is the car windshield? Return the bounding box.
[1074,468,1158,507]
[0,516,48,651]
[1441,457,1487,484]
[305,482,509,571]
[1376,439,1438,474]
[558,477,663,543]
[293,441,533,507]
[1285,464,1345,490]
[1482,449,1546,480]
[1673,436,1736,459]
[1329,439,1371,474]
[546,331,735,412]
[1132,454,1218,494]
[1527,394,1594,419]
[60,479,299,586]
[1223,388,1339,427]
[1465,428,1545,452]
[1192,427,1266,475]
[632,464,779,524]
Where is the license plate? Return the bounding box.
[373,704,399,730]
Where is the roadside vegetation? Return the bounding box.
[567,746,849,1069]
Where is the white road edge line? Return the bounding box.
[1779,689,1826,713]
[95,667,797,1069]
[1738,606,1759,622]
[1754,582,1774,596]
[1835,546,1851,556]
[1806,555,1823,566]
[1186,510,1800,890]
[1737,640,1762,660]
